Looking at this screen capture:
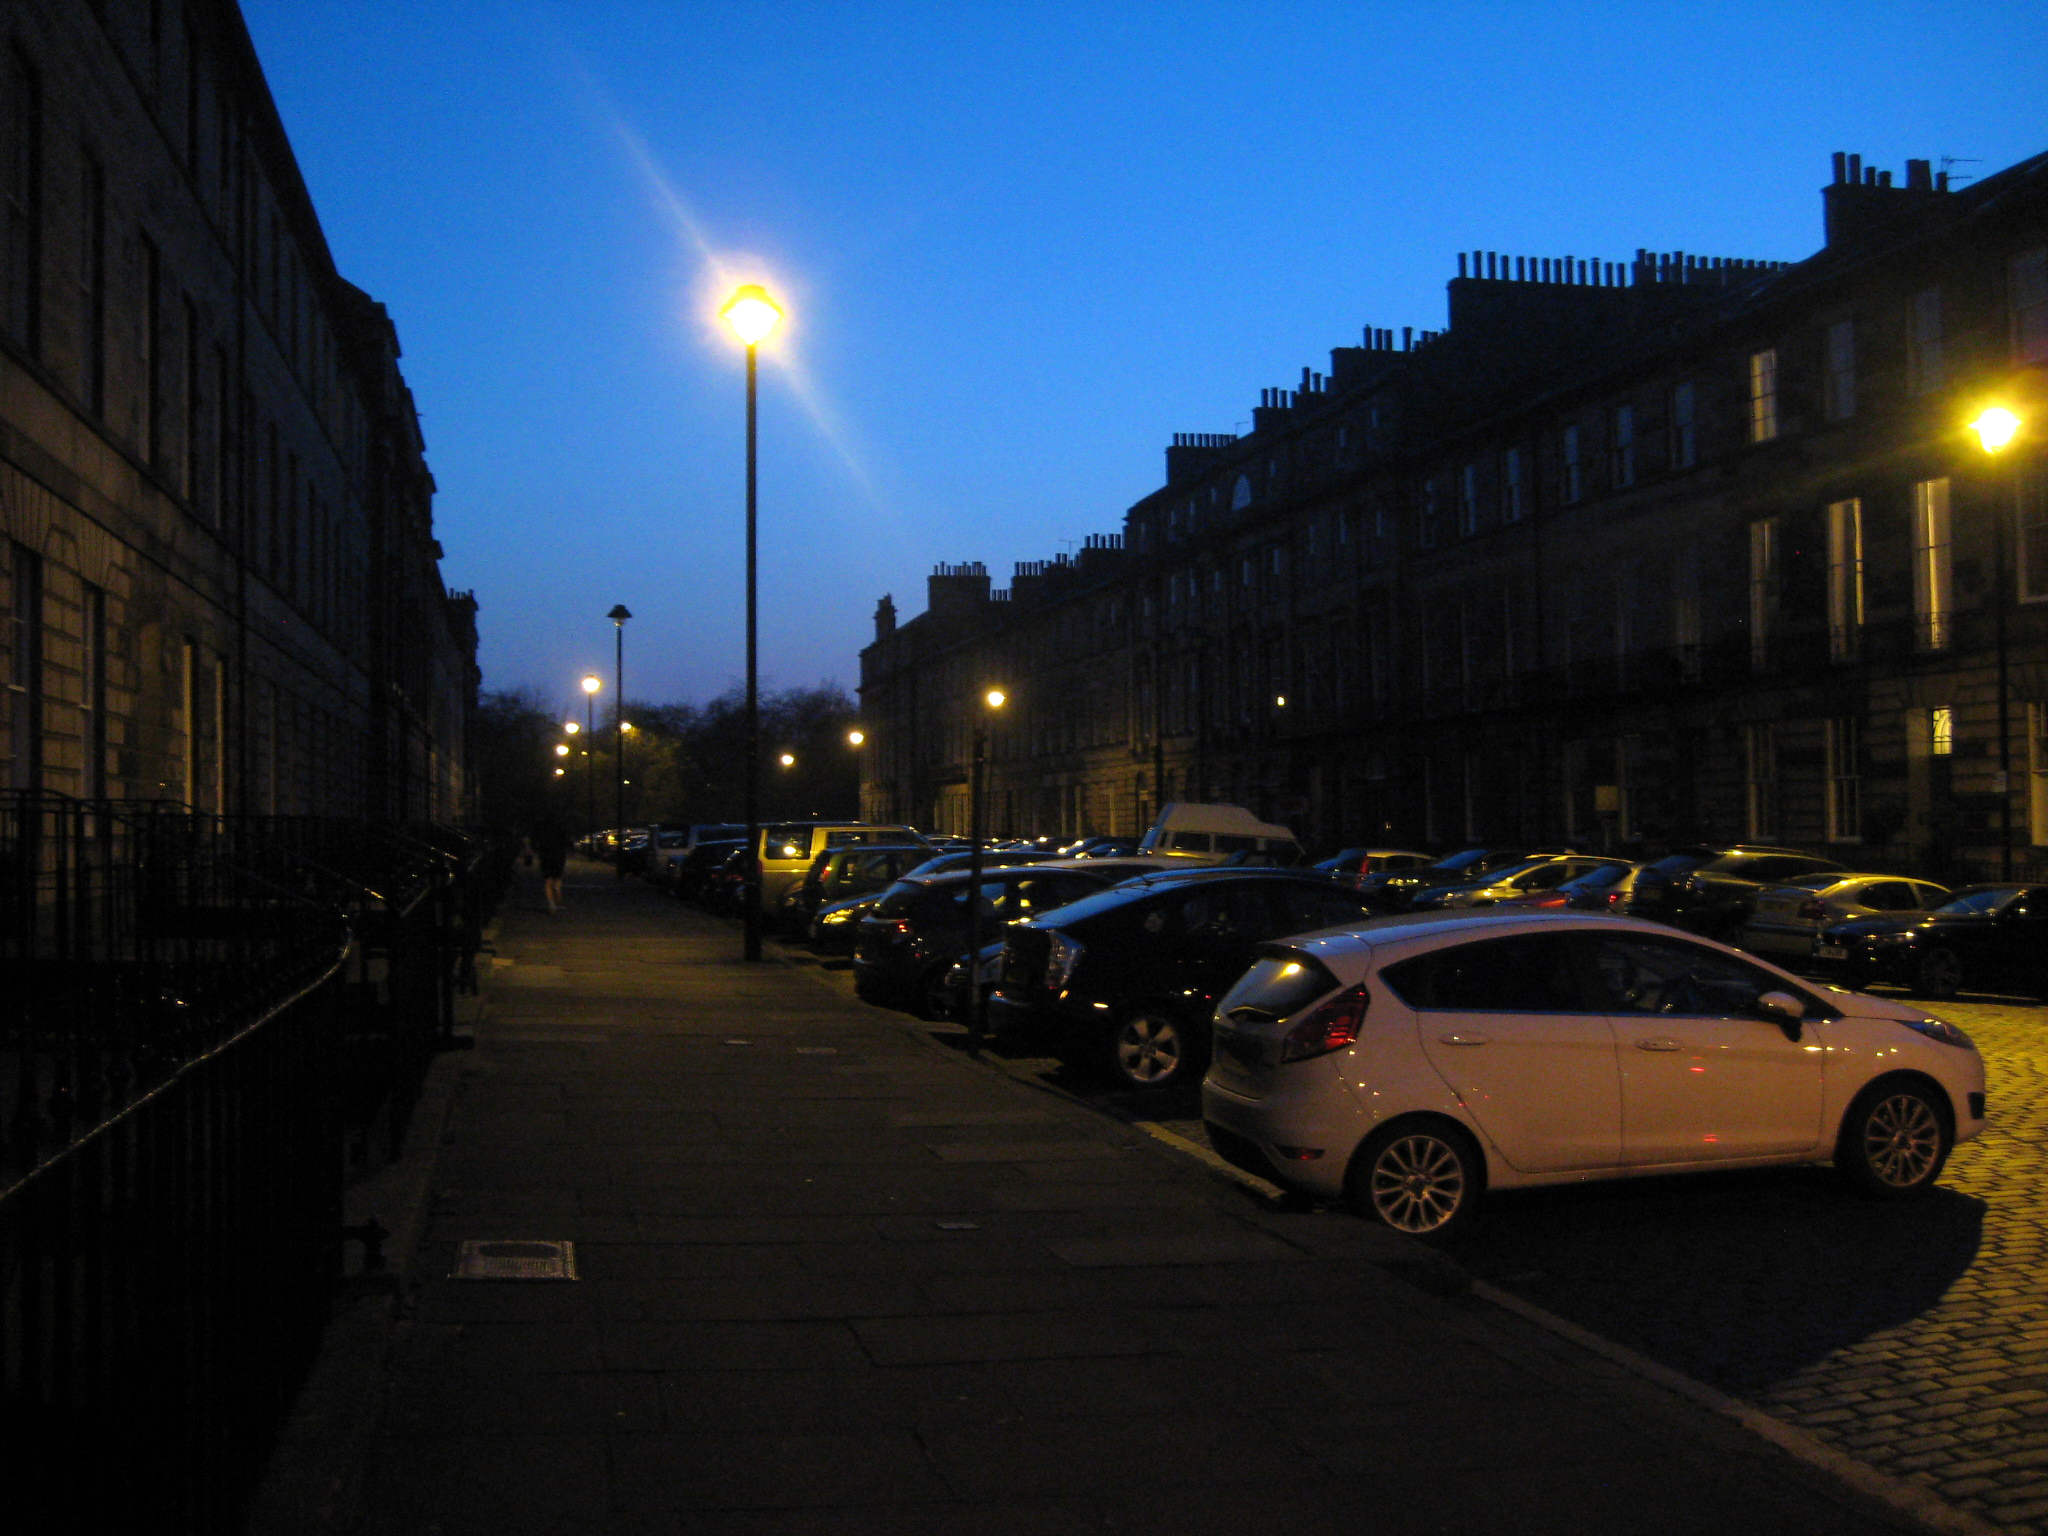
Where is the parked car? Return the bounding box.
[1136,803,1303,866]
[853,866,1115,1019]
[1202,911,1986,1240]
[1312,848,1435,889]
[1559,861,1645,912]
[1627,846,1845,940]
[673,838,744,903]
[1739,874,1952,965]
[903,848,1064,878]
[699,845,750,915]
[756,822,929,915]
[651,822,747,891]
[1355,848,1528,911]
[988,870,1380,1091]
[779,844,932,936]
[1814,883,2048,999]
[1411,854,1631,910]
[810,890,887,955]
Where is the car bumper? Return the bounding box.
[1199,1075,1353,1200]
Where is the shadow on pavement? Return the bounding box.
[1450,1162,1985,1394]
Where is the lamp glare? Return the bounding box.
[985,689,1006,710]
[1972,406,2021,453]
[582,675,601,694]
[722,285,783,346]
[847,729,866,746]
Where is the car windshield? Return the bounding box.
[1932,886,2021,917]
[1431,849,1492,873]
[1562,864,1627,890]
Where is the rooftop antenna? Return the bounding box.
[1940,155,1981,188]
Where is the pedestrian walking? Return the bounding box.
[525,812,573,913]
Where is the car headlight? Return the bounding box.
[1900,1016,1973,1050]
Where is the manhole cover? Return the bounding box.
[451,1240,579,1281]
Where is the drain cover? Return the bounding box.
[451,1240,578,1281]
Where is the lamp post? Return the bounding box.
[1971,406,2024,879]
[847,728,866,820]
[608,606,631,875]
[965,688,1006,1055]
[580,676,600,839]
[722,284,783,960]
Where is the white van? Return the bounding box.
[1136,803,1302,865]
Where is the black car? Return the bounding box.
[1355,848,1527,911]
[1816,883,2048,999]
[988,871,1379,1091]
[672,838,743,903]
[853,866,1114,1019]
[780,844,932,937]
[1627,846,1844,940]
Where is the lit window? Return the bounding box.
[1931,707,1953,757]
[1748,349,1779,443]
[1912,478,1952,650]
[1826,498,1864,662]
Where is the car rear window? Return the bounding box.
[873,880,924,917]
[766,825,814,860]
[1220,952,1342,1024]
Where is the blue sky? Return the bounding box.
[239,1,2048,718]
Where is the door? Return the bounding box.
[1384,932,1622,1174]
[1581,931,1826,1165]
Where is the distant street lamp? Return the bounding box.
[581,675,601,836]
[722,283,784,960]
[847,728,866,818]
[778,752,796,768]
[608,606,631,875]
[1971,405,2026,878]
[965,688,1007,1055]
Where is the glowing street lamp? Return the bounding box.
[555,743,570,757]
[608,606,632,875]
[564,721,579,735]
[846,729,865,747]
[778,752,796,768]
[580,674,601,836]
[723,283,784,960]
[1971,405,2027,877]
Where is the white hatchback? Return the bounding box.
[1201,912,1986,1239]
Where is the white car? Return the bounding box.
[1201,912,1986,1239]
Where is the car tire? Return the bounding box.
[914,965,956,1022]
[1104,1008,1198,1090]
[1837,961,1874,991]
[1347,1118,1483,1242]
[1835,1078,1952,1199]
[1914,947,1965,1000]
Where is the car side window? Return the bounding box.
[1910,883,1948,909]
[1861,881,1914,912]
[1584,933,1799,1017]
[1379,934,1588,1012]
[1178,883,1275,943]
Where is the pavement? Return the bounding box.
[248,859,1966,1536]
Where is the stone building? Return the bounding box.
[1,0,476,823]
[860,148,2048,882]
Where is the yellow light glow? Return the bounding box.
[621,722,634,732]
[1275,695,1288,707]
[985,689,1007,710]
[564,721,579,734]
[553,767,565,777]
[555,744,570,757]
[847,729,866,746]
[1971,406,2021,453]
[779,752,796,767]
[721,284,783,346]
[581,675,601,695]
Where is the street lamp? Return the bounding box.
[581,675,601,836]
[608,606,631,876]
[847,728,867,819]
[722,283,784,960]
[1971,405,2026,878]
[965,687,1007,1055]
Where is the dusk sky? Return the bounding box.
[237,1,2047,721]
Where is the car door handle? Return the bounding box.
[1635,1037,1682,1052]
[1437,1033,1490,1046]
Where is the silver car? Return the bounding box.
[1740,874,1951,963]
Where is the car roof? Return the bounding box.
[1280,909,1689,962]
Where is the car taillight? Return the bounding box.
[1605,890,1626,906]
[1046,931,1084,992]
[1798,898,1827,921]
[1280,983,1370,1063]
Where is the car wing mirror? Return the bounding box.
[1756,990,1805,1041]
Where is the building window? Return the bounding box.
[1744,723,1778,842]
[1419,477,1442,548]
[1909,288,1944,393]
[1930,706,1954,757]
[1824,319,1856,421]
[1669,381,1697,469]
[81,583,106,798]
[2030,703,2048,847]
[1912,477,1953,650]
[1748,518,1779,671]
[1231,474,1252,511]
[1458,463,1479,537]
[6,540,42,789]
[78,153,105,413]
[1561,425,1582,504]
[141,234,162,466]
[1501,447,1524,521]
[1672,545,1702,679]
[2022,463,2048,603]
[1825,717,1861,842]
[2014,247,2048,365]
[3,48,41,353]
[1610,405,1635,488]
[1826,498,1864,662]
[1748,348,1779,443]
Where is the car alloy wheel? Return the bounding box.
[1110,1010,1188,1089]
[1915,947,1965,1000]
[1350,1121,1480,1240]
[1837,1080,1951,1198]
